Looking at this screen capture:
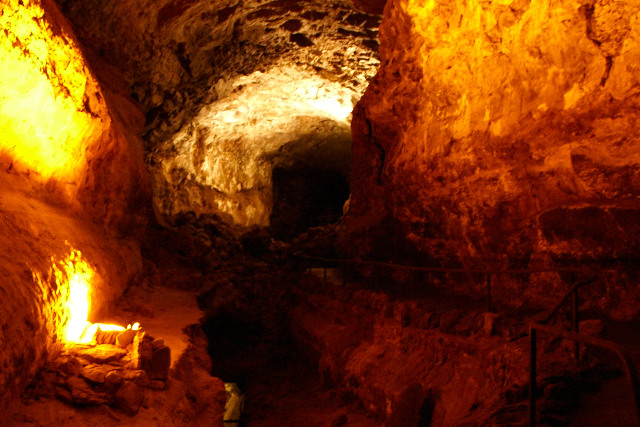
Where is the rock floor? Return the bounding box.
[233,345,379,426]
[7,219,640,426]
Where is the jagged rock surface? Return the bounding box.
[343,0,640,318]
[290,275,613,425]
[57,0,380,228]
[0,0,150,408]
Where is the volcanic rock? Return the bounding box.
[122,370,150,389]
[67,344,128,364]
[114,381,145,416]
[56,356,82,377]
[66,376,108,406]
[105,371,125,389]
[342,0,640,318]
[81,364,120,385]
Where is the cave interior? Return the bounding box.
[2,0,640,425]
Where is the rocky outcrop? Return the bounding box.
[0,0,150,408]
[343,0,640,318]
[291,277,609,425]
[351,0,387,15]
[57,0,380,228]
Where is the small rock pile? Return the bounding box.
[24,328,171,416]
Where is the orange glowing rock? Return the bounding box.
[34,246,140,345]
[0,1,102,184]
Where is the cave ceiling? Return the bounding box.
[56,0,382,227]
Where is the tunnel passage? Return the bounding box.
[56,0,381,232]
[6,0,640,424]
[269,120,352,240]
[270,166,350,240]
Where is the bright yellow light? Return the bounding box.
[0,2,100,182]
[33,247,141,345]
[309,97,353,122]
[33,248,140,344]
[56,249,94,343]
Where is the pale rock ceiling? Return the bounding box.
[56,0,382,228]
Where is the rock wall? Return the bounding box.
[56,0,380,146]
[343,0,640,318]
[291,277,604,425]
[57,0,380,227]
[352,0,387,15]
[0,0,150,407]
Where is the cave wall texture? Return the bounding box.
[0,0,150,407]
[343,0,640,318]
[56,0,381,227]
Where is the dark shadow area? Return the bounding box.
[268,121,353,241]
[199,301,376,426]
[270,166,350,240]
[200,312,269,386]
[418,394,436,427]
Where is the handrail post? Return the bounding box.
[530,326,537,426]
[324,264,327,283]
[486,273,492,312]
[571,272,580,360]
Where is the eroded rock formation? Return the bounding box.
[344,0,640,318]
[57,0,381,228]
[0,0,150,407]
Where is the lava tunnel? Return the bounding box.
[270,164,350,239]
[3,0,640,426]
[269,119,353,240]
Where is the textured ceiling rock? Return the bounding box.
[343,0,640,317]
[351,0,387,15]
[57,0,380,228]
[56,0,380,138]
[150,66,356,226]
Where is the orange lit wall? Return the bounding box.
[344,0,640,317]
[0,0,103,186]
[0,0,150,408]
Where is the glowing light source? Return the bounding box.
[62,250,93,342]
[34,247,139,344]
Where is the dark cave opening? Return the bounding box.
[200,312,268,386]
[197,268,377,426]
[270,165,350,241]
[267,121,353,241]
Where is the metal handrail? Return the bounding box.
[528,269,640,426]
[538,275,597,325]
[294,252,594,312]
[294,252,588,274]
[295,252,636,425]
